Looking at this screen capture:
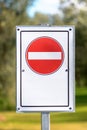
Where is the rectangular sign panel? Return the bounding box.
[16,26,75,112]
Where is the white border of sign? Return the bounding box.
[16,26,75,112]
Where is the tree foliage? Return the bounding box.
[0,0,35,110]
[59,0,87,86]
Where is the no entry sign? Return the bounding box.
[16,26,75,112]
[26,37,64,75]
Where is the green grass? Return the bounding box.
[76,87,87,95]
[0,87,87,130]
[76,87,87,106]
[51,106,87,123]
[0,106,87,125]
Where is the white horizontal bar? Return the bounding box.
[28,52,61,60]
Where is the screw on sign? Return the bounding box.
[26,37,64,75]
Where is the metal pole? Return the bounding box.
[41,112,50,130]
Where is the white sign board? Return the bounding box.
[16,26,75,112]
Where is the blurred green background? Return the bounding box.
[0,0,87,130]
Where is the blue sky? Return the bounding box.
[28,0,59,17]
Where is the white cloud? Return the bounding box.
[28,0,59,17]
[38,0,58,5]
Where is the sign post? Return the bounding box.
[16,25,75,130]
[41,112,50,130]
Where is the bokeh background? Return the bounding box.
[0,0,87,130]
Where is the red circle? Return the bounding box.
[26,37,64,75]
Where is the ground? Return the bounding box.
[0,87,87,130]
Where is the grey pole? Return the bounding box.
[41,112,50,130]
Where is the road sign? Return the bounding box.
[26,37,64,75]
[16,26,75,112]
